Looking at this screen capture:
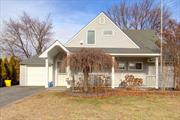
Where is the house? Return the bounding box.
[20,12,174,88]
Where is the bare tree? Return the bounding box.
[63,48,114,93]
[107,0,171,31]
[163,20,180,89]
[107,0,130,29]
[0,12,53,59]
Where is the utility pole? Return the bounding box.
[160,0,163,89]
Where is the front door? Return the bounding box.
[57,61,67,86]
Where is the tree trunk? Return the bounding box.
[177,64,180,90]
[83,72,89,93]
[174,64,180,90]
[173,64,177,89]
[72,74,75,92]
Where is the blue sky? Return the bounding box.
[0,0,179,43]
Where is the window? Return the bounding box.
[128,62,143,71]
[118,62,126,70]
[87,30,95,44]
[104,30,113,36]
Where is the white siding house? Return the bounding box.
[20,12,174,89]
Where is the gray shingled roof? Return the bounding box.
[21,30,160,65]
[124,30,159,52]
[21,55,45,65]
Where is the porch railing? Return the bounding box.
[144,75,156,87]
[73,73,112,87]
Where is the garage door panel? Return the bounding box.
[27,66,45,86]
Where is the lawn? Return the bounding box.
[0,90,180,120]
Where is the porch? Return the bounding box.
[112,56,159,88]
[39,41,160,89]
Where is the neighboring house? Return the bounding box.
[20,12,174,88]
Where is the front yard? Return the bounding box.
[0,90,180,120]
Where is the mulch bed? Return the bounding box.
[65,88,180,98]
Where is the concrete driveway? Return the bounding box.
[0,86,45,107]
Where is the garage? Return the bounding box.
[20,41,70,88]
[20,55,50,86]
[27,66,46,86]
[20,64,53,86]
[20,65,46,86]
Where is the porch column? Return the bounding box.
[155,57,159,89]
[45,58,49,88]
[66,52,71,88]
[111,56,115,88]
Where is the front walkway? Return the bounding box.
[0,86,45,107]
[48,86,68,91]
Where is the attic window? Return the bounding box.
[99,17,106,24]
[104,30,113,36]
[87,30,95,44]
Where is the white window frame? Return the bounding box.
[86,30,96,45]
[103,30,114,36]
[128,62,143,71]
[118,62,126,70]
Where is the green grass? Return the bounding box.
[1,91,180,120]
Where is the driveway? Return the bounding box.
[0,86,45,107]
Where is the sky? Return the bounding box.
[0,0,179,44]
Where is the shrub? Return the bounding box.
[120,75,143,88]
[0,56,20,86]
[0,58,3,87]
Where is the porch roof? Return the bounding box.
[66,47,159,54]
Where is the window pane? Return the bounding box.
[118,62,126,70]
[87,30,95,44]
[128,62,143,70]
[129,63,136,69]
[136,63,142,69]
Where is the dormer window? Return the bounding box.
[87,30,95,44]
[103,30,113,36]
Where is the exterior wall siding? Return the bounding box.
[20,65,27,86]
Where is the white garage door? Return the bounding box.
[27,66,46,86]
